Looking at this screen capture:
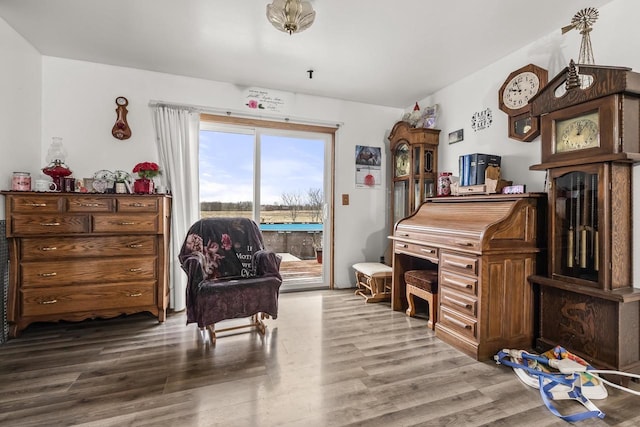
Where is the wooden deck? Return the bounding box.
[279,258,322,282]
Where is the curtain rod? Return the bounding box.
[148,100,342,129]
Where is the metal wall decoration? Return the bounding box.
[471,108,493,132]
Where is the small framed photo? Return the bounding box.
[449,129,464,144]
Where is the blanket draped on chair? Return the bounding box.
[178,217,282,327]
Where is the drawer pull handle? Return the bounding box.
[128,292,143,297]
[399,233,410,237]
[79,203,100,207]
[444,314,471,329]
[443,277,472,289]
[129,268,143,272]
[38,298,58,305]
[444,296,472,309]
[25,203,47,207]
[119,221,136,225]
[456,242,474,247]
[40,222,61,227]
[129,203,146,207]
[420,248,435,254]
[446,261,473,269]
[396,244,408,249]
[40,246,57,251]
[38,272,57,277]
[128,244,143,248]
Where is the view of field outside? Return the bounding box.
[199,131,324,221]
[199,127,327,288]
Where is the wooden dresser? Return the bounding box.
[1,192,171,338]
[389,194,544,360]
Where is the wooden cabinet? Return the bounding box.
[529,63,640,373]
[390,194,544,360]
[1,192,171,337]
[388,121,440,230]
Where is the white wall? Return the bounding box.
[7,0,640,290]
[0,17,41,218]
[41,57,402,288]
[415,0,640,287]
[416,0,640,192]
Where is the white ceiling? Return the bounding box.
[0,0,616,108]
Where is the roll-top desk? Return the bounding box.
[389,194,544,360]
[1,192,171,337]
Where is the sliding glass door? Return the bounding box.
[199,123,331,291]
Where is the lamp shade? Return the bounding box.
[266,0,316,35]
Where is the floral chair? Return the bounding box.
[179,217,282,343]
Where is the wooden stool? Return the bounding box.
[352,262,392,303]
[404,269,438,330]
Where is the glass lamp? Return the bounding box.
[266,0,316,35]
[42,137,72,190]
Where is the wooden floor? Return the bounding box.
[1,289,639,426]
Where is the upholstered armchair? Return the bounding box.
[179,217,282,343]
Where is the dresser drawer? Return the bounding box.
[393,241,438,263]
[93,214,159,233]
[21,257,157,286]
[117,197,159,213]
[440,269,478,297]
[440,251,478,276]
[21,282,156,316]
[439,306,477,340]
[9,195,63,213]
[11,215,90,235]
[21,236,157,260]
[67,197,115,212]
[440,287,477,318]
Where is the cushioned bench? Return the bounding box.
[404,269,438,330]
[352,262,392,303]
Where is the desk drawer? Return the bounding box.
[440,287,477,318]
[440,306,477,340]
[93,214,159,233]
[440,269,478,297]
[11,215,90,235]
[394,241,438,262]
[21,235,157,260]
[441,251,478,275]
[21,282,156,316]
[21,257,157,286]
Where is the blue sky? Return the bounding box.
[199,130,325,205]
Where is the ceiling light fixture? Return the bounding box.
[266,0,316,35]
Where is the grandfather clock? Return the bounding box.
[388,121,440,230]
[529,62,640,373]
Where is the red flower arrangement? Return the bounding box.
[132,162,161,179]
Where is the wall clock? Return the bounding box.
[498,64,548,142]
[112,96,132,140]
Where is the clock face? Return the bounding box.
[394,143,410,177]
[116,96,128,106]
[502,72,540,110]
[555,111,600,153]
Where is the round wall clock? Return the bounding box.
[498,64,548,142]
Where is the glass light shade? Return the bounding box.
[46,136,67,164]
[266,0,316,35]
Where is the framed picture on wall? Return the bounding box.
[449,129,464,144]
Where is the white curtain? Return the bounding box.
[151,105,200,311]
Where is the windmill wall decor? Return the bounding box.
[561,7,599,87]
